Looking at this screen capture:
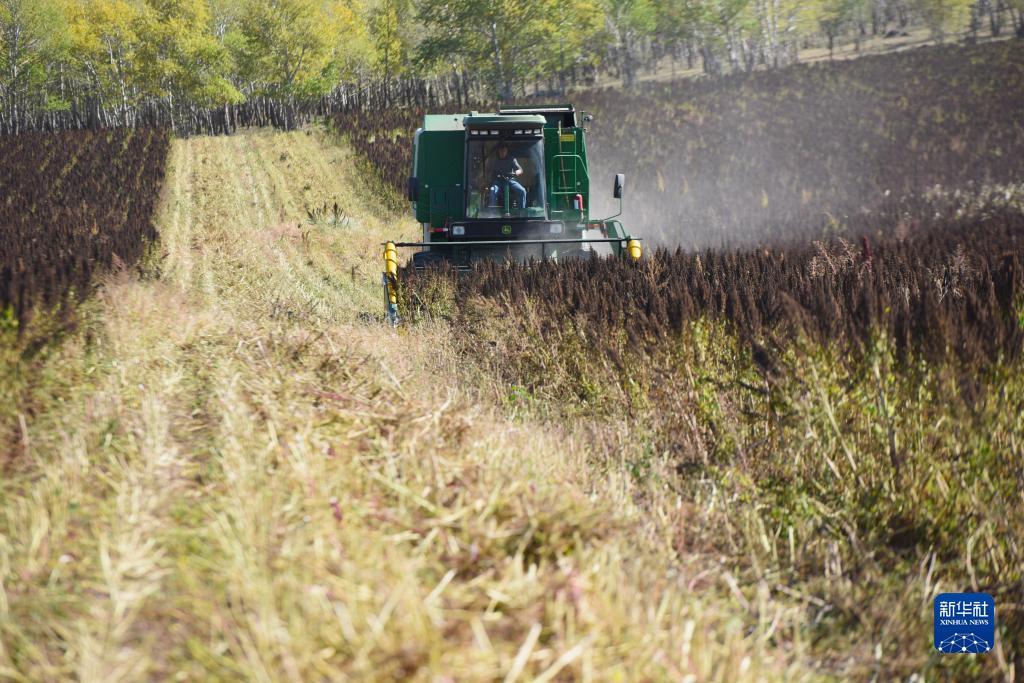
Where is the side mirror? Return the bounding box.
[407,176,419,201]
[613,173,625,199]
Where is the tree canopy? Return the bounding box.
[1,0,1016,132]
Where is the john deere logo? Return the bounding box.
[502,224,512,235]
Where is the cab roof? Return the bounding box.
[421,112,547,131]
[422,114,466,131]
[464,114,546,129]
[498,104,577,128]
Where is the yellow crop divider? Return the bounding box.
[627,239,642,261]
[383,241,399,325]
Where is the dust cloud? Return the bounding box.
[576,44,1023,251]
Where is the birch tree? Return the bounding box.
[0,0,67,131]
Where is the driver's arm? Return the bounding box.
[513,158,523,176]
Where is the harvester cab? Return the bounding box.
[382,104,642,324]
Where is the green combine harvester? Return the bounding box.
[383,104,642,324]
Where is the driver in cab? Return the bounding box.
[489,144,527,210]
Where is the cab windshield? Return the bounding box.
[466,138,546,219]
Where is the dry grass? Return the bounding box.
[0,129,821,681]
[405,269,1024,680]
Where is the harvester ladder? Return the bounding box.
[556,124,575,194]
[550,124,587,200]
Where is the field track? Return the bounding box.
[1,131,811,680]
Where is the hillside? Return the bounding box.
[1,130,808,680]
[335,40,1024,250]
[582,40,1024,247]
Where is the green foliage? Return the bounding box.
[912,0,974,36]
[415,0,607,99]
[135,0,242,104]
[601,0,656,85]
[235,0,335,96]
[0,305,17,334]
[368,0,414,81]
[0,0,69,107]
[2,0,1000,124]
[813,0,865,41]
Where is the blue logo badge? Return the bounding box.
[934,593,995,654]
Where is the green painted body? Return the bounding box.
[414,128,466,228]
[406,104,631,265]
